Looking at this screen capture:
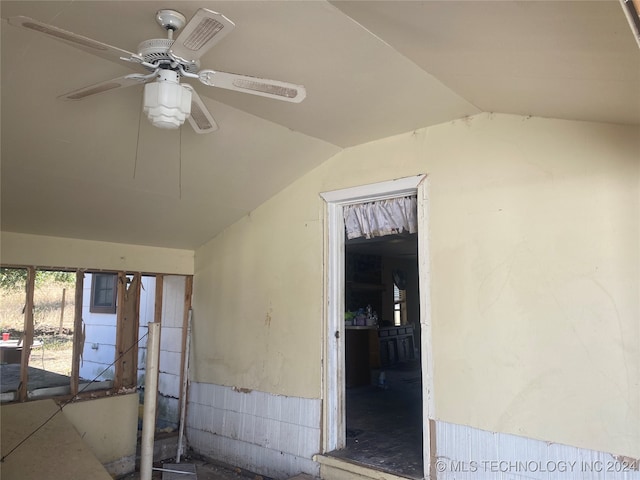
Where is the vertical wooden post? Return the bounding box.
[123,274,141,388]
[177,276,193,435]
[115,272,142,390]
[70,271,84,395]
[18,267,36,402]
[113,272,142,390]
[59,288,66,335]
[114,272,127,390]
[154,275,164,325]
[132,275,141,386]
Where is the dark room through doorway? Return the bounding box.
[331,231,423,479]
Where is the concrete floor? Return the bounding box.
[117,457,269,480]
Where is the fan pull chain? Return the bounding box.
[178,127,183,199]
[133,92,144,180]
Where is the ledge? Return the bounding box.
[314,454,417,480]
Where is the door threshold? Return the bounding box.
[315,454,422,480]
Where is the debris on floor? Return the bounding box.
[117,455,272,480]
[160,463,197,480]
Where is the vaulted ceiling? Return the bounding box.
[2,1,638,249]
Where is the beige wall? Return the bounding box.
[193,113,639,457]
[426,116,639,458]
[191,176,325,396]
[63,393,138,464]
[0,231,194,274]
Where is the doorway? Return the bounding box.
[321,175,434,479]
[338,234,422,477]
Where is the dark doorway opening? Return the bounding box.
[331,232,422,479]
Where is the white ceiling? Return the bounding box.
[1,1,638,250]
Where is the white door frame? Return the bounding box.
[320,174,435,479]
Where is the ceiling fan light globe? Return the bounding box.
[147,113,183,130]
[143,80,192,129]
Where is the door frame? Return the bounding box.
[320,174,435,478]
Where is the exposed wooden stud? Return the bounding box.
[177,276,193,429]
[154,275,164,324]
[132,274,142,386]
[70,271,85,396]
[115,272,141,390]
[122,274,141,388]
[17,267,36,402]
[113,272,127,390]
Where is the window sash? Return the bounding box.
[90,273,117,313]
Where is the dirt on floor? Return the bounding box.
[117,456,272,480]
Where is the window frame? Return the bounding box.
[90,272,117,314]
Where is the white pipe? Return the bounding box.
[152,467,195,475]
[140,322,161,480]
[176,308,192,463]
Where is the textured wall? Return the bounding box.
[192,113,639,458]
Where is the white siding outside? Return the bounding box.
[138,275,186,431]
[80,276,117,381]
[81,274,187,433]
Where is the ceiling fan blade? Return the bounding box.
[198,70,306,103]
[169,9,235,65]
[8,16,135,63]
[183,85,218,134]
[59,75,147,101]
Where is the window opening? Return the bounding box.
[90,273,117,314]
[0,268,83,399]
[0,268,28,401]
[394,284,407,326]
[29,269,76,395]
[1,263,193,449]
[0,268,123,401]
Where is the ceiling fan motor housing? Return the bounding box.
[137,39,200,74]
[143,70,192,129]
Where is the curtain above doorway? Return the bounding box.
[343,195,417,240]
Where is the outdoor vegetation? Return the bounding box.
[0,268,76,376]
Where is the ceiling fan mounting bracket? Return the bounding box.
[156,10,186,32]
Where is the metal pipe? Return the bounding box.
[140,322,161,480]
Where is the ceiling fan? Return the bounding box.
[8,9,307,134]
